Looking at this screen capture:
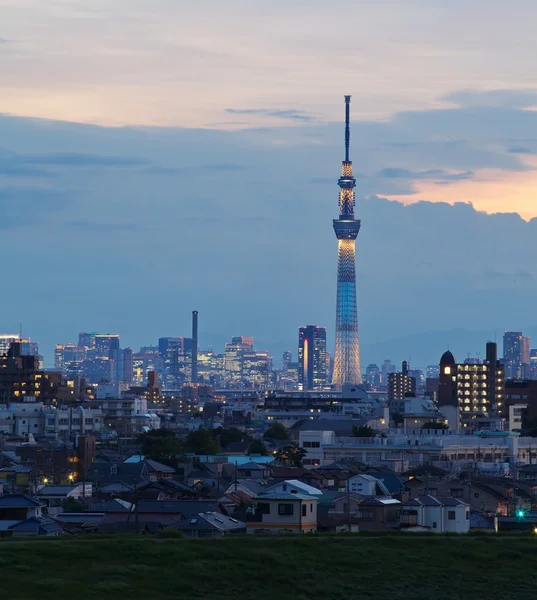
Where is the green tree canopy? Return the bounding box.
[138,429,184,466]
[248,439,268,456]
[263,422,289,440]
[352,425,376,438]
[213,427,251,448]
[275,445,307,467]
[184,428,220,455]
[421,422,449,430]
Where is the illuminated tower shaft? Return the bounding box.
[332,95,362,385]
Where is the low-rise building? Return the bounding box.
[247,491,317,534]
[400,495,470,533]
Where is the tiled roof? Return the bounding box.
[137,500,219,515]
[0,465,32,473]
[174,512,246,532]
[144,459,176,473]
[0,494,41,508]
[53,513,106,525]
[255,492,313,501]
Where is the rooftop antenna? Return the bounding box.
[344,95,351,162]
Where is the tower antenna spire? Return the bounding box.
[344,95,351,162]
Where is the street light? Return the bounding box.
[68,473,75,482]
[42,477,49,485]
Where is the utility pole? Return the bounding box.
[346,472,351,532]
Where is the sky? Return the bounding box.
[2,0,537,367]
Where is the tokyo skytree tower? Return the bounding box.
[332,95,362,386]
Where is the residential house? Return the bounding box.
[173,512,246,537]
[53,512,106,534]
[0,494,44,536]
[262,479,323,498]
[8,516,62,537]
[224,479,269,499]
[236,461,269,480]
[354,497,401,530]
[247,492,317,534]
[36,483,93,516]
[406,475,534,516]
[347,474,390,497]
[0,465,32,490]
[400,495,470,533]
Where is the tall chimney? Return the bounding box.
[192,310,198,383]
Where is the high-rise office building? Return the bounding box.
[332,96,362,386]
[120,348,134,385]
[365,364,381,389]
[503,331,529,380]
[0,335,21,355]
[243,351,271,388]
[282,351,292,372]
[530,349,537,380]
[54,344,81,377]
[224,336,254,386]
[298,326,327,391]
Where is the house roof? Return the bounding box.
[225,479,269,496]
[0,494,41,508]
[360,497,401,506]
[174,512,246,532]
[255,492,313,501]
[87,462,149,486]
[279,480,322,495]
[91,499,133,512]
[37,484,81,497]
[237,461,265,471]
[405,495,468,508]
[53,512,106,525]
[0,465,32,473]
[137,500,220,515]
[9,516,62,534]
[144,459,176,473]
[364,469,405,494]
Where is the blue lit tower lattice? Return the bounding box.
[332,95,362,386]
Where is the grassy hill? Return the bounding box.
[1,534,537,599]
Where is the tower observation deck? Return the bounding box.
[332,95,362,386]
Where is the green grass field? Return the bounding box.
[1,535,536,599]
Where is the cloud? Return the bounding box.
[142,163,247,176]
[69,219,141,232]
[442,89,537,109]
[23,153,148,167]
[507,146,534,154]
[225,108,315,122]
[0,164,55,177]
[0,188,66,228]
[377,168,474,182]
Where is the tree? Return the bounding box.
[213,427,251,449]
[263,422,289,441]
[138,429,184,466]
[275,445,307,467]
[391,413,404,426]
[248,439,268,456]
[62,497,86,513]
[421,422,449,430]
[352,425,376,438]
[184,428,220,455]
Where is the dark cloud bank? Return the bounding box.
[1,94,537,366]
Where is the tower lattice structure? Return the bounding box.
[332,95,362,386]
